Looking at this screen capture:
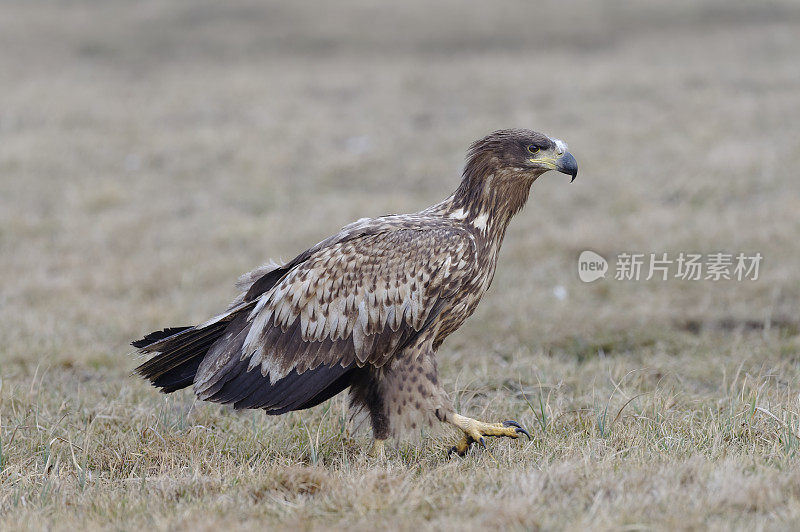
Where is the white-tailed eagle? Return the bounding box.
[132,129,578,456]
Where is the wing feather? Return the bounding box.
[193,217,477,408]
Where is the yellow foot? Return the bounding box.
[447,414,531,457]
[370,438,387,459]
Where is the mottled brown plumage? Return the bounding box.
[132,129,578,454]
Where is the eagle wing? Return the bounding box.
[192,219,477,412]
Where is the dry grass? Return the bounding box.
[1,0,800,530]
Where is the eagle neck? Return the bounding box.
[444,158,535,244]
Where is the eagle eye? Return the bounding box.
[527,144,540,154]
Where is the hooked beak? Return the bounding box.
[556,151,578,182]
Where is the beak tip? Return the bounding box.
[556,151,578,182]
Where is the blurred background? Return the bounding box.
[2,1,800,528]
[0,0,798,389]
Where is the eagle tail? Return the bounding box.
[132,321,230,393]
[132,298,261,393]
[133,296,358,411]
[133,313,357,412]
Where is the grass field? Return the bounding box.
[2,0,800,529]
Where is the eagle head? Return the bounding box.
[467,129,578,182]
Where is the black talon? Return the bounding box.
[515,427,532,440]
[448,439,473,458]
[479,437,486,449]
[503,420,532,440]
[448,445,467,458]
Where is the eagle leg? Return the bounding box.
[446,414,531,457]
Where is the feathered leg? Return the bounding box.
[350,333,530,457]
[349,368,391,455]
[351,336,450,453]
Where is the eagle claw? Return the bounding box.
[447,434,483,458]
[447,420,531,458]
[502,420,531,440]
[448,439,472,458]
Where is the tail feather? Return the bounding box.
[132,264,290,396]
[132,265,355,411]
[151,356,204,393]
[134,316,357,410]
[135,323,228,375]
[131,327,192,349]
[132,321,231,392]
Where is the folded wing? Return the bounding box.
[192,221,476,413]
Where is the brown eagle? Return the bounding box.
[132,129,578,456]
